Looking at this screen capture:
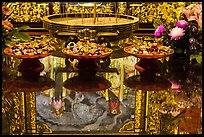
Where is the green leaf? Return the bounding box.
[175,48,182,53]
[13,32,31,41]
[153,20,161,28]
[196,55,202,64]
[11,29,19,37]
[15,25,30,31]
[7,29,18,38]
[190,54,197,61]
[163,30,169,36]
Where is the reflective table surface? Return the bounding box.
[2,44,202,135]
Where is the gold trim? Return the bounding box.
[119,120,135,133]
[37,123,52,133]
[9,92,25,135]
[24,92,37,134]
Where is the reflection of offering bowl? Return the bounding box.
[4,76,55,93]
[3,43,55,81]
[124,75,171,91]
[63,75,111,92]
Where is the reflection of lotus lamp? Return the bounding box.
[51,98,65,118]
[108,99,121,115]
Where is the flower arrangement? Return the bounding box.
[153,2,202,64]
[2,2,31,49]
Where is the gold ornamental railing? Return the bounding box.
[5,2,198,24]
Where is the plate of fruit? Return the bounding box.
[4,41,56,59]
[62,41,113,60]
[124,43,174,59]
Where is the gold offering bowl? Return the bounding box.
[43,13,139,42]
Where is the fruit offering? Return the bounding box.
[125,43,174,56]
[62,41,113,57]
[4,40,55,57]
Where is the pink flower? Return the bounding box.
[154,25,166,37]
[191,4,202,30]
[154,31,161,37]
[176,20,188,28]
[181,3,202,30]
[168,27,185,40]
[181,7,194,19]
[197,14,202,30]
[193,4,202,15]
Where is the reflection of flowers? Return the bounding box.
[51,97,65,118]
[157,81,202,117]
[153,90,179,116]
[169,80,182,92]
[174,91,202,118]
[2,3,31,49]
[153,2,202,64]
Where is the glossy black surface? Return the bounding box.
[2,48,202,135]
